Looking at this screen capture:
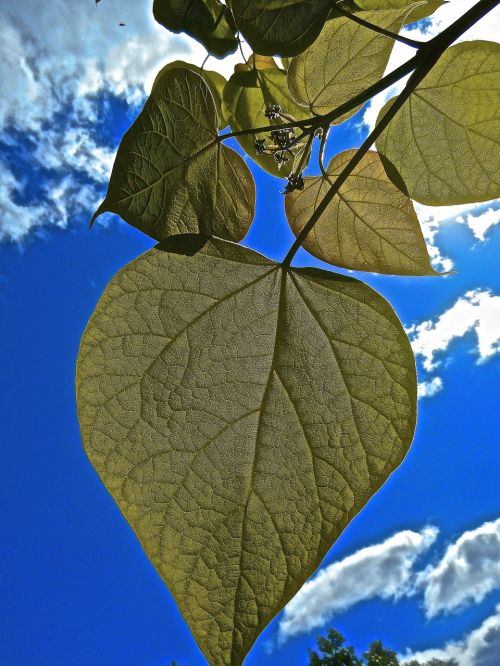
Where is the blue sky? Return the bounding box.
[1,1,499,665]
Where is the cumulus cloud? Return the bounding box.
[417,518,500,618]
[408,289,500,373]
[278,527,438,641]
[401,605,500,666]
[417,377,443,399]
[0,0,247,241]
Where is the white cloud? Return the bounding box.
[401,605,500,666]
[417,377,443,399]
[417,519,500,618]
[408,289,500,373]
[278,527,438,641]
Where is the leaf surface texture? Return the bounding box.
[77,235,417,665]
[153,0,238,57]
[92,69,255,241]
[286,150,438,275]
[230,0,331,57]
[376,41,500,205]
[288,8,411,120]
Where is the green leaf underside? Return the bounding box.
[223,64,310,177]
[230,0,331,57]
[354,0,447,25]
[288,7,412,120]
[286,150,438,275]
[91,68,255,242]
[77,235,417,666]
[152,60,229,130]
[377,41,500,205]
[153,0,238,57]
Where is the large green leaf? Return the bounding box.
[354,0,446,24]
[285,150,438,275]
[288,8,412,121]
[153,0,238,58]
[222,57,310,177]
[152,60,229,130]
[376,41,500,205]
[77,234,417,666]
[230,0,331,57]
[91,68,255,242]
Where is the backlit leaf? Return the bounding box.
[354,0,446,24]
[77,234,417,666]
[230,0,331,57]
[222,59,310,176]
[376,41,500,205]
[285,150,438,275]
[153,0,238,57]
[152,60,229,129]
[288,8,412,121]
[91,68,255,242]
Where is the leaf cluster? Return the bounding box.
[80,1,500,664]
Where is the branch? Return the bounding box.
[282,0,499,267]
[331,3,423,49]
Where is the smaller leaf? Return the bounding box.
[92,68,255,242]
[285,150,439,275]
[230,0,331,57]
[376,40,500,205]
[234,54,279,72]
[153,0,238,58]
[222,59,310,177]
[152,60,229,129]
[288,7,413,121]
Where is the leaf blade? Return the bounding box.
[376,40,500,205]
[285,150,439,275]
[77,235,417,665]
[288,8,413,121]
[92,68,255,241]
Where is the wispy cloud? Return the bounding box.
[278,527,438,641]
[417,518,500,618]
[401,605,500,666]
[407,289,500,396]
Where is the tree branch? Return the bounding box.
[331,3,423,49]
[282,0,500,267]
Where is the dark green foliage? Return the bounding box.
[309,629,459,666]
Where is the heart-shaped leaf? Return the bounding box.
[153,0,238,58]
[77,234,417,666]
[354,0,447,24]
[91,68,255,242]
[223,57,310,177]
[152,60,229,130]
[230,0,331,57]
[285,150,439,275]
[376,40,500,205]
[288,7,412,121]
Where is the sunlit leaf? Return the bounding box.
[230,0,331,57]
[288,8,412,121]
[222,58,310,176]
[153,0,238,57]
[91,68,255,241]
[77,234,417,666]
[152,60,229,129]
[377,40,500,205]
[354,0,447,24]
[286,150,438,275]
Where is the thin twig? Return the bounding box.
[331,3,423,49]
